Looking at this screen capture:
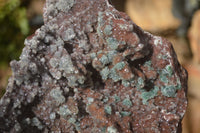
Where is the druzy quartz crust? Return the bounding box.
[0,0,187,132]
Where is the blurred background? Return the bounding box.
[0,0,200,132]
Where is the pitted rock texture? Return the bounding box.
[0,0,187,132]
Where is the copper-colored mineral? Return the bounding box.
[0,0,187,132]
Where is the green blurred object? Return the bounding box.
[0,0,29,66]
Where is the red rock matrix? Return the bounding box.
[0,0,187,132]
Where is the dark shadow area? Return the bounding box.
[77,99,89,118]
[86,64,105,90]
[109,0,126,12]
[17,96,44,133]
[64,42,74,54]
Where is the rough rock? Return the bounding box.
[0,0,187,132]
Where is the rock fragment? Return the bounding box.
[0,0,187,132]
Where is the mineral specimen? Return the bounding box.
[0,0,188,132]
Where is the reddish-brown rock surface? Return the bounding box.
[0,0,187,132]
